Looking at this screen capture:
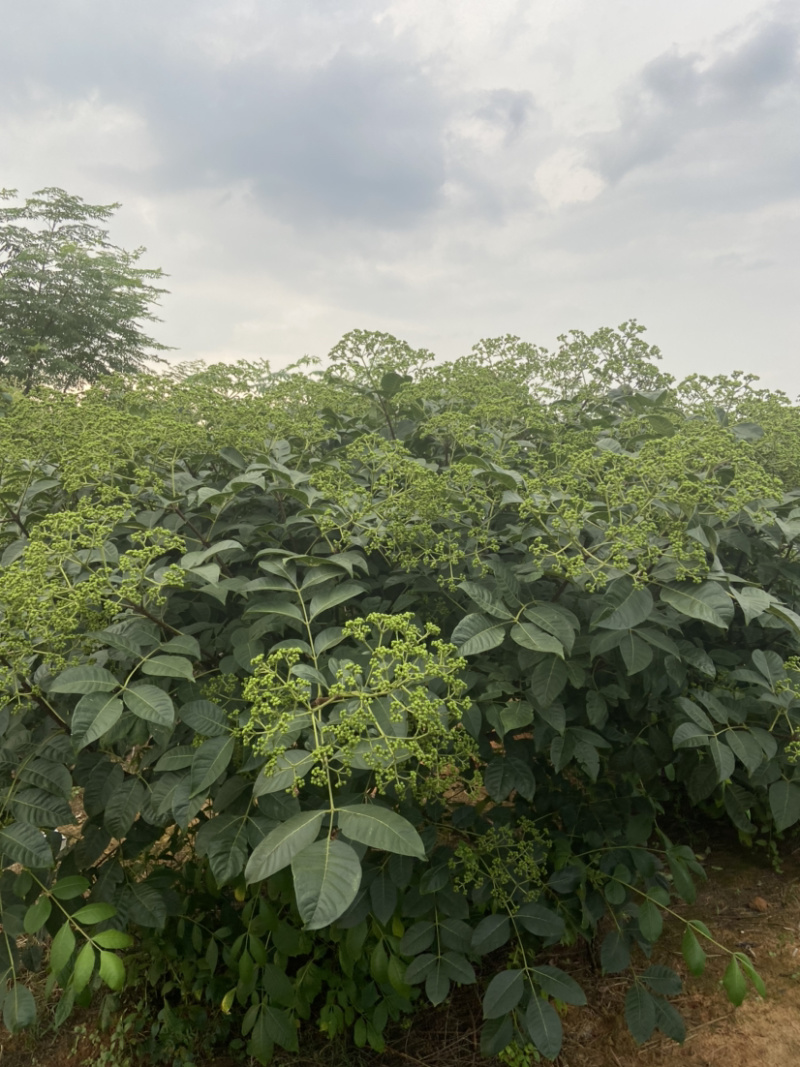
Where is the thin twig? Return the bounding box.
[387,1047,437,1067]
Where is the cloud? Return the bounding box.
[0,1,449,228]
[587,13,800,211]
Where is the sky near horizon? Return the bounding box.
[1,0,798,391]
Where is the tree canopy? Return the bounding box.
[0,188,168,393]
[1,325,799,1060]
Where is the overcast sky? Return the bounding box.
[1,0,798,390]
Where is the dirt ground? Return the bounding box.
[2,839,799,1067]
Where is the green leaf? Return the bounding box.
[723,730,763,775]
[425,963,451,1006]
[769,780,800,832]
[245,810,325,882]
[72,942,95,992]
[640,965,682,998]
[482,968,524,1018]
[309,580,366,619]
[481,1015,515,1058]
[24,895,52,933]
[0,821,54,868]
[291,837,362,929]
[516,902,565,940]
[654,996,686,1043]
[672,722,710,749]
[244,596,304,622]
[122,881,167,928]
[261,1005,299,1052]
[459,581,514,620]
[253,750,315,796]
[153,745,196,772]
[50,921,76,975]
[533,965,587,1006]
[51,876,90,901]
[404,953,437,984]
[722,958,748,1007]
[50,666,118,694]
[140,655,195,681]
[123,685,175,728]
[72,903,116,924]
[681,928,706,976]
[601,930,630,974]
[529,656,568,708]
[189,736,235,797]
[734,953,767,998]
[667,852,697,904]
[751,649,785,688]
[72,693,123,749]
[660,582,732,629]
[160,633,202,658]
[17,759,72,800]
[337,805,426,858]
[709,736,735,783]
[441,950,476,984]
[451,613,507,656]
[524,995,563,1060]
[471,915,511,955]
[400,922,436,955]
[11,788,72,827]
[179,699,228,736]
[104,779,145,838]
[522,604,579,653]
[595,582,654,630]
[510,622,564,658]
[92,929,133,949]
[625,984,657,1044]
[181,540,243,568]
[618,632,653,675]
[731,586,771,624]
[2,982,36,1032]
[98,950,126,992]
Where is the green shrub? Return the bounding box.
[1,324,796,1060]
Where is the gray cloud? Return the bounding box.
[588,14,800,209]
[0,1,448,227]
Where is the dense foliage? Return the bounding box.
[0,188,168,393]
[1,324,799,1062]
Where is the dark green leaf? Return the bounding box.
[640,965,682,996]
[189,736,234,797]
[482,969,524,1018]
[0,821,54,868]
[660,582,732,629]
[769,780,800,832]
[533,965,587,1006]
[291,837,362,929]
[524,995,563,1060]
[2,982,36,1032]
[50,666,118,694]
[72,693,123,749]
[722,958,747,1007]
[179,699,228,736]
[529,656,568,708]
[601,930,630,974]
[681,928,706,976]
[245,810,325,882]
[123,685,175,728]
[625,984,657,1044]
[471,914,511,955]
[337,805,426,858]
[140,655,195,681]
[452,613,507,656]
[515,902,565,940]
